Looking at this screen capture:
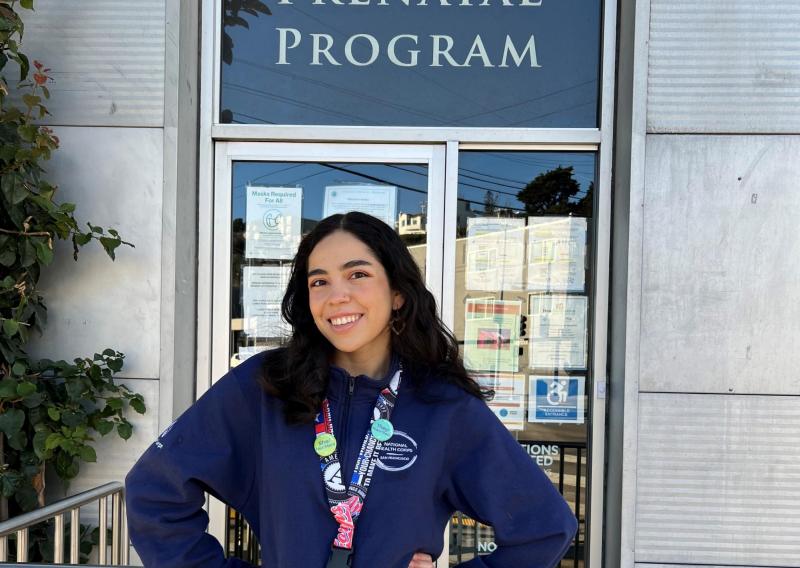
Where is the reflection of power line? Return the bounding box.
[231,110,275,124]
[457,196,526,213]
[488,155,596,186]
[458,171,522,191]
[452,78,598,123]
[387,164,523,199]
[459,167,529,185]
[320,163,428,196]
[225,82,380,124]
[232,163,308,193]
[235,58,449,125]
[507,100,595,127]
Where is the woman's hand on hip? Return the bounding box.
[407,552,435,568]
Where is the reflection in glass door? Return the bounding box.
[446,151,596,568]
[210,142,445,559]
[228,161,433,366]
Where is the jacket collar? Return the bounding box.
[327,351,400,403]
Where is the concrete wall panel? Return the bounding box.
[636,393,800,566]
[639,135,800,395]
[648,0,800,133]
[19,0,165,127]
[27,126,163,379]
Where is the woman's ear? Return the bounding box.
[393,292,405,311]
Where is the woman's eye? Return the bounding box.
[350,271,368,279]
[310,280,325,288]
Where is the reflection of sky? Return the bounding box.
[230,151,595,222]
[221,0,601,127]
[458,151,595,213]
[232,162,429,221]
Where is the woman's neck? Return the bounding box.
[332,350,392,380]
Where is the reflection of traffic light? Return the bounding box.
[519,315,527,337]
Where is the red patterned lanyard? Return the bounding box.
[313,366,402,567]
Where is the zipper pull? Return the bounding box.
[348,376,355,396]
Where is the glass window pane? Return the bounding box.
[228,160,429,366]
[220,0,601,128]
[448,151,595,568]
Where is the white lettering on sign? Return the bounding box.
[279,0,542,5]
[519,443,560,467]
[477,542,498,553]
[276,29,541,68]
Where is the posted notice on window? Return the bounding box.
[527,216,586,292]
[465,217,525,291]
[323,185,397,228]
[245,186,303,260]
[529,294,587,370]
[242,266,292,338]
[463,298,522,373]
[529,376,585,424]
[475,372,526,431]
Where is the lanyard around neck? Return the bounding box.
[314,365,402,557]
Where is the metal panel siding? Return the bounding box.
[636,393,800,566]
[26,126,163,379]
[18,0,165,127]
[639,135,800,395]
[648,0,800,133]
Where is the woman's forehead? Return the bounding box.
[308,231,380,268]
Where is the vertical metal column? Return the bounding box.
[99,496,108,564]
[54,513,65,563]
[15,528,28,562]
[70,508,79,564]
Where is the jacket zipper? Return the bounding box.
[338,375,356,480]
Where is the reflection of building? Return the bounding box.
[398,211,426,235]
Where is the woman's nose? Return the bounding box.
[327,281,351,303]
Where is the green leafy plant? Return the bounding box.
[0,2,147,557]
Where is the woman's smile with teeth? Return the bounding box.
[330,314,362,326]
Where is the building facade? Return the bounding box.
[21,0,800,566]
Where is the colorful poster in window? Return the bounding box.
[245,186,303,260]
[323,185,398,228]
[463,298,522,373]
[526,216,586,292]
[528,376,585,424]
[465,217,526,291]
[242,266,292,338]
[475,372,526,431]
[529,294,587,370]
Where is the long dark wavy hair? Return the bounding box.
[260,211,489,424]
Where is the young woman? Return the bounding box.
[125,212,577,568]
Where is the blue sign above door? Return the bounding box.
[220,0,601,127]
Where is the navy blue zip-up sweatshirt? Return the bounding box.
[125,351,577,568]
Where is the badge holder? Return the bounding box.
[327,546,353,568]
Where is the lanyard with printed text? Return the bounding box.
[314,366,402,566]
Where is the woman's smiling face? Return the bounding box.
[307,230,404,362]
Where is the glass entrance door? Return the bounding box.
[442,150,597,568]
[208,142,600,567]
[208,142,446,557]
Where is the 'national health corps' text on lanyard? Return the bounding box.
[314,366,402,568]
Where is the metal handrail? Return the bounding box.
[0,481,129,564]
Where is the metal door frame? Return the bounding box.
[206,141,447,544]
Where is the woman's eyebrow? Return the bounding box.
[307,259,373,278]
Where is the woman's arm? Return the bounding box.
[125,368,260,568]
[443,397,578,568]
